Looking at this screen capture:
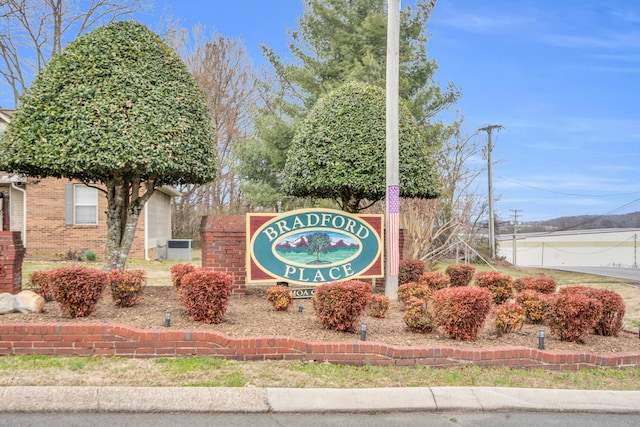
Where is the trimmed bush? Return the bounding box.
[515,290,551,324]
[545,293,603,343]
[49,266,108,318]
[29,270,56,302]
[514,276,556,294]
[179,269,233,324]
[266,285,294,311]
[493,302,525,336]
[399,259,426,285]
[473,271,514,305]
[312,280,372,332]
[419,271,451,291]
[445,264,475,287]
[403,297,433,333]
[397,282,432,308]
[559,286,625,336]
[368,294,392,318]
[170,263,196,293]
[431,287,493,341]
[108,269,146,307]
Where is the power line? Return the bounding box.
[497,177,640,198]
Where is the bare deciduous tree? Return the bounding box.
[169,26,257,242]
[0,0,147,106]
[402,121,487,261]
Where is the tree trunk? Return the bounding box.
[104,180,154,271]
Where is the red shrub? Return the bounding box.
[179,269,233,324]
[514,276,556,294]
[431,287,493,341]
[108,269,146,307]
[445,264,475,287]
[170,263,197,293]
[473,271,514,305]
[399,259,426,285]
[49,266,108,318]
[29,270,56,302]
[266,285,293,311]
[559,286,625,336]
[545,293,603,343]
[419,271,451,291]
[493,302,525,336]
[311,280,372,332]
[368,294,392,318]
[515,290,551,324]
[397,282,432,308]
[403,297,433,333]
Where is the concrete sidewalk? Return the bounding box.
[1,386,639,413]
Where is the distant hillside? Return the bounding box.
[519,211,640,233]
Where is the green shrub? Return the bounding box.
[493,302,525,336]
[179,269,233,324]
[473,271,514,305]
[266,285,293,311]
[170,263,197,293]
[402,297,433,333]
[513,276,556,294]
[545,293,603,343]
[397,281,432,308]
[445,264,475,287]
[431,287,493,341]
[419,271,451,291]
[368,294,391,318]
[399,259,426,285]
[49,266,107,318]
[84,250,97,261]
[559,286,625,336]
[311,280,372,332]
[29,270,56,302]
[108,269,146,308]
[515,290,551,324]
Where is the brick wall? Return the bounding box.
[0,322,638,370]
[0,231,25,293]
[25,178,145,258]
[201,215,246,294]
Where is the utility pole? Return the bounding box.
[385,0,400,299]
[479,124,502,259]
[510,209,521,266]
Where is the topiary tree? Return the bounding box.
[280,82,439,213]
[0,21,217,270]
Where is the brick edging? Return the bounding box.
[1,323,638,370]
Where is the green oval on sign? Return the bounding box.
[251,209,382,284]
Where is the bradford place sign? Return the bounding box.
[247,209,384,285]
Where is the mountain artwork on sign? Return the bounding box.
[274,231,360,265]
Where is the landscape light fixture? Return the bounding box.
[298,305,304,313]
[538,329,545,350]
[360,322,367,341]
[164,310,171,327]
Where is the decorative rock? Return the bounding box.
[0,290,45,314]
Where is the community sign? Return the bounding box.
[247,209,384,285]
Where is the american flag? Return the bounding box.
[387,185,400,276]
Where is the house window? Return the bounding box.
[65,184,98,225]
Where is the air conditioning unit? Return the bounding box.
[166,239,193,261]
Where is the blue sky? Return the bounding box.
[143,0,640,222]
[4,1,640,222]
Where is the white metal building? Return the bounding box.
[497,228,640,268]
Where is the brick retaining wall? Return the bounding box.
[0,323,638,370]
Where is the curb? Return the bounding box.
[1,386,640,413]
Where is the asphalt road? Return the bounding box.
[1,412,640,427]
[541,266,640,284]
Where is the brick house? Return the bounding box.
[1,108,180,260]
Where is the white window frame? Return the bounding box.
[73,184,98,225]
